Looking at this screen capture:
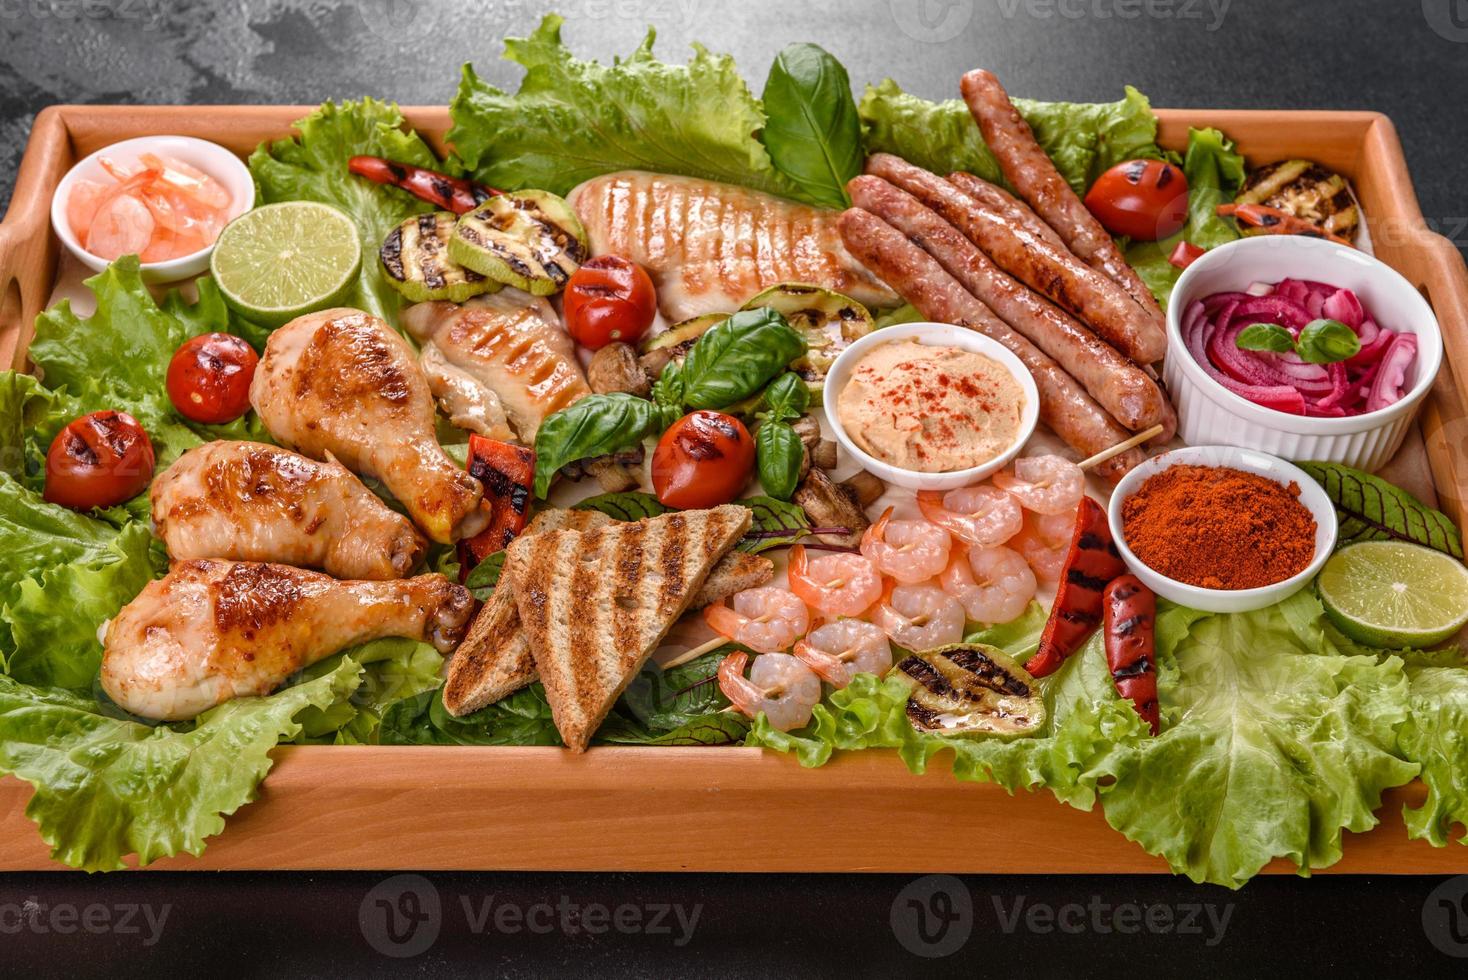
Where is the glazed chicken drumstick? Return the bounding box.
[101,560,475,721]
[151,441,427,580]
[249,307,487,544]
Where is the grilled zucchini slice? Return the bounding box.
[1235,160,1360,242]
[449,190,590,296]
[892,643,1045,739]
[637,313,730,379]
[380,212,498,304]
[740,283,875,381]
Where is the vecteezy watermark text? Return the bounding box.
[994,0,1231,31]
[0,0,161,26]
[0,898,170,946]
[991,894,1233,945]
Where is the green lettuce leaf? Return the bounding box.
[380,685,562,747]
[858,78,1161,196]
[0,657,363,871]
[448,14,805,202]
[1398,662,1468,846]
[292,638,445,745]
[250,98,445,325]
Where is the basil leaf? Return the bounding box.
[680,309,807,410]
[756,422,805,501]
[532,393,661,498]
[759,372,810,423]
[1235,322,1295,353]
[737,495,811,553]
[574,491,668,522]
[760,43,863,210]
[1298,462,1463,558]
[1296,319,1362,364]
[463,551,505,596]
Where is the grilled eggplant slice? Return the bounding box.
[449,190,590,296]
[1235,160,1360,243]
[740,283,875,381]
[381,212,497,303]
[892,643,1045,739]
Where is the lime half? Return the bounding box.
[210,201,361,327]
[1318,541,1468,648]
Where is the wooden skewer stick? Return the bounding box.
[660,635,729,670]
[1077,423,1165,472]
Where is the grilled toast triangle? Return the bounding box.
[504,504,752,751]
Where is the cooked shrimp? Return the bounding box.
[916,486,1023,548]
[860,507,951,583]
[86,193,155,260]
[718,651,822,731]
[703,587,811,654]
[1011,509,1075,583]
[940,546,1037,625]
[992,455,1086,515]
[870,582,966,651]
[787,544,883,618]
[793,620,893,687]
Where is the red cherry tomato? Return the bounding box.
[563,255,657,350]
[1084,159,1189,241]
[44,411,156,511]
[1168,240,1206,270]
[166,332,259,424]
[651,411,755,510]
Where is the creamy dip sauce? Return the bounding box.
[837,339,1026,472]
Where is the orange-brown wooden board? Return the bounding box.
[0,105,1465,873]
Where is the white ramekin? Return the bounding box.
[1107,445,1338,613]
[1164,236,1443,472]
[50,135,254,283]
[823,321,1040,491]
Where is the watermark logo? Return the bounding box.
[890,875,974,958]
[1423,875,1468,958]
[1423,0,1468,42]
[889,0,976,43]
[993,0,1232,31]
[353,0,441,43]
[359,874,442,959]
[0,898,170,946]
[0,0,161,27]
[991,895,1233,945]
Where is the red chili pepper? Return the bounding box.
[1025,497,1127,678]
[1168,240,1205,270]
[348,156,498,214]
[1215,203,1355,248]
[458,435,535,579]
[1102,575,1160,734]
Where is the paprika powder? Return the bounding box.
[1120,464,1317,590]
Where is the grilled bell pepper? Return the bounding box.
[458,435,535,579]
[1103,575,1160,734]
[1025,496,1127,678]
[1215,203,1354,248]
[348,156,497,214]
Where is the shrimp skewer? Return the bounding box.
[870,582,966,652]
[718,651,822,731]
[703,587,811,654]
[939,545,1037,626]
[992,455,1086,515]
[793,620,893,688]
[916,487,1023,548]
[860,507,951,583]
[787,544,883,618]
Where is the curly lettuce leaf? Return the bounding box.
[292,638,446,745]
[448,14,804,202]
[0,656,363,871]
[1398,662,1468,846]
[250,98,445,325]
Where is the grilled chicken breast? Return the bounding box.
[566,171,900,321]
[401,291,590,443]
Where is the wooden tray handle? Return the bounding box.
[1414,230,1468,527]
[0,107,70,372]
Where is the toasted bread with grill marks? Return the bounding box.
[442,507,771,717]
[505,504,751,750]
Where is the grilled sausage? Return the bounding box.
[945,171,1067,252]
[1103,574,1160,734]
[959,69,1167,329]
[848,174,1174,438]
[1025,496,1128,678]
[836,207,1143,483]
[864,154,1167,365]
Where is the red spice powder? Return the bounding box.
[1120,464,1317,590]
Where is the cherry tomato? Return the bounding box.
[1168,240,1206,270]
[651,411,755,510]
[563,255,657,350]
[166,332,259,423]
[1084,159,1189,241]
[44,411,156,511]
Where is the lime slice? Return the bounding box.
[1317,541,1468,648]
[210,202,361,327]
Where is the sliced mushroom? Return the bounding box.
[839,470,885,508]
[563,446,646,493]
[793,467,869,548]
[812,439,838,471]
[587,343,651,397]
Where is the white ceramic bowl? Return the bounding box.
[50,135,254,283]
[1107,445,1338,613]
[1164,236,1443,472]
[822,321,1040,491]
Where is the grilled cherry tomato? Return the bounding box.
[652,411,755,510]
[166,332,259,423]
[563,255,657,350]
[1084,159,1189,241]
[44,411,156,511]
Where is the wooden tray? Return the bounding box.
[1,106,1465,874]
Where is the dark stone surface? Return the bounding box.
[3,1,1468,975]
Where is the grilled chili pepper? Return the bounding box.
[348,156,497,214]
[1215,203,1355,248]
[1024,496,1127,678]
[458,435,535,578]
[1102,574,1160,734]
